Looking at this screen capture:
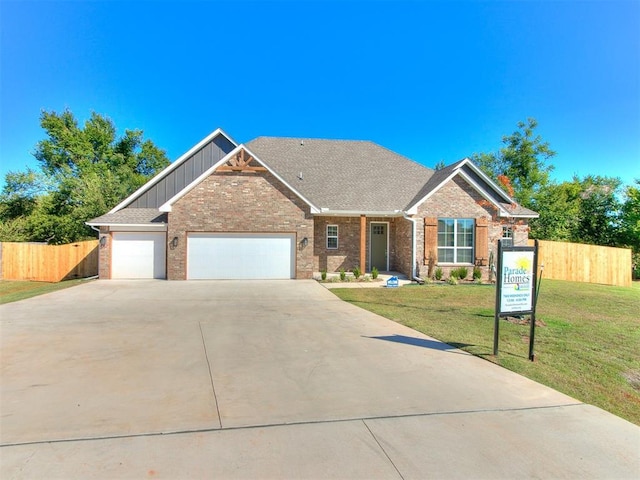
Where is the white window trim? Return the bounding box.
[438,218,474,264]
[327,224,338,250]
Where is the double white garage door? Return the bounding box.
[111,232,295,279]
[187,233,295,279]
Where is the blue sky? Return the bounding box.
[1,0,639,190]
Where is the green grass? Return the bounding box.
[332,280,640,425]
[0,279,91,304]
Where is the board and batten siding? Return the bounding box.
[128,134,235,208]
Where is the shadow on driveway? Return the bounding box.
[364,334,473,354]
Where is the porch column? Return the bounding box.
[360,215,366,272]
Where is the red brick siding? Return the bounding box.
[415,176,530,281]
[313,216,405,273]
[98,226,111,279]
[167,171,314,280]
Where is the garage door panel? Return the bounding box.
[112,232,166,279]
[187,233,294,280]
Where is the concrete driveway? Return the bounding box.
[1,280,638,479]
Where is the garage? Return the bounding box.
[187,233,295,280]
[111,232,167,279]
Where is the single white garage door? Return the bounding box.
[187,233,295,279]
[112,232,166,279]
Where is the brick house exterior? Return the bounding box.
[88,129,537,281]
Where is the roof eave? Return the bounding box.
[315,209,405,217]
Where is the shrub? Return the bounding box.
[446,276,458,285]
[321,269,327,281]
[339,268,346,281]
[434,267,443,281]
[371,266,379,279]
[352,266,361,279]
[472,266,482,280]
[451,267,468,280]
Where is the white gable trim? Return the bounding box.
[406,158,515,215]
[108,128,238,214]
[159,144,321,214]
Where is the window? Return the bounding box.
[438,218,474,263]
[502,226,514,246]
[327,225,338,249]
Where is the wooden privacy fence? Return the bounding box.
[0,240,98,282]
[528,239,632,287]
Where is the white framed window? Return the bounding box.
[438,218,474,263]
[326,225,338,249]
[502,226,514,246]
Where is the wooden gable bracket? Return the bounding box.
[217,148,268,173]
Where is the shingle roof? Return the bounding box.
[246,137,435,213]
[86,208,167,225]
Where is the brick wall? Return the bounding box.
[167,171,314,279]
[313,216,404,273]
[415,176,531,281]
[98,226,111,279]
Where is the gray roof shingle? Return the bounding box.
[86,208,167,225]
[246,137,435,212]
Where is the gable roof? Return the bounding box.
[159,144,321,214]
[87,129,538,226]
[406,158,537,218]
[108,128,237,213]
[246,137,435,214]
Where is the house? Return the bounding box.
[87,128,538,280]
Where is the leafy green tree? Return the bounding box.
[472,118,555,207]
[0,109,169,244]
[528,179,582,241]
[574,175,622,246]
[619,180,640,248]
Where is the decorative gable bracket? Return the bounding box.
[216,148,267,173]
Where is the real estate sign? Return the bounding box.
[499,250,535,314]
[494,239,540,360]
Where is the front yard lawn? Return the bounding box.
[332,279,640,426]
[0,279,90,305]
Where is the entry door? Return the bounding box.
[370,223,388,271]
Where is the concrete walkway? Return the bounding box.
[1,280,638,479]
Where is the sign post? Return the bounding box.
[494,239,539,361]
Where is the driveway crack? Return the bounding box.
[362,419,405,480]
[199,322,222,429]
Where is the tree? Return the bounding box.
[528,179,582,241]
[0,109,169,244]
[573,175,622,246]
[472,118,555,207]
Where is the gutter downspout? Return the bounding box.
[401,211,419,279]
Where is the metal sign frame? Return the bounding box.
[494,239,539,361]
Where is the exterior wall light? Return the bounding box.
[171,236,179,249]
[301,237,309,248]
[99,236,107,247]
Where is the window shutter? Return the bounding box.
[475,217,489,265]
[424,217,438,264]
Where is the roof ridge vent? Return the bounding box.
[300,139,304,146]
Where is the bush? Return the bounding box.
[321,269,327,281]
[339,268,346,281]
[352,266,361,279]
[434,267,443,281]
[371,266,379,279]
[472,266,482,280]
[446,276,458,285]
[451,267,468,280]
